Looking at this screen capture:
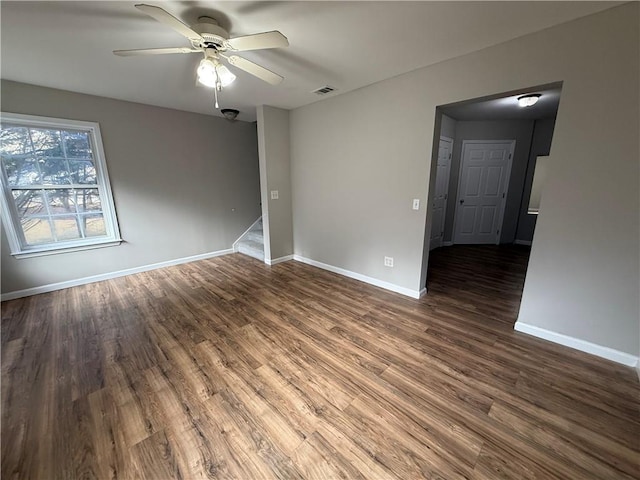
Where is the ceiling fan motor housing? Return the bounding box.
[192,17,229,50]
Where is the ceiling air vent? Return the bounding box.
[312,86,336,95]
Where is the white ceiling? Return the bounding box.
[1,2,618,122]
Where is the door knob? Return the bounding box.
[459,199,464,204]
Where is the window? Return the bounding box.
[0,113,121,257]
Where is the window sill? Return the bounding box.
[11,239,123,259]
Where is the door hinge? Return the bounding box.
[509,153,512,159]
[444,194,448,200]
[502,192,505,198]
[497,229,500,234]
[449,153,452,159]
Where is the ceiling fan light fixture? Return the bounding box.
[216,65,236,87]
[518,94,541,107]
[197,58,218,87]
[197,58,236,88]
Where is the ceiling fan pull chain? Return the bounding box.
[214,87,219,109]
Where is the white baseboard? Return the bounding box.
[514,321,639,367]
[443,241,454,247]
[514,239,532,246]
[293,255,423,299]
[265,255,293,266]
[1,248,234,301]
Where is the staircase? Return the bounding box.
[234,218,264,261]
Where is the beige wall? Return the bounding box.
[257,105,293,261]
[1,81,261,294]
[290,4,639,355]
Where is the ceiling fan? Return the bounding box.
[114,4,289,108]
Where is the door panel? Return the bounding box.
[453,141,514,244]
[465,166,482,196]
[485,166,502,195]
[430,137,453,250]
[479,206,497,234]
[460,207,476,234]
[432,207,443,240]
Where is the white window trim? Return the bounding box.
[0,112,122,258]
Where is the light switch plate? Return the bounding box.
[271,190,279,200]
[412,199,420,210]
[384,256,394,267]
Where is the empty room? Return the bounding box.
[1,2,638,479]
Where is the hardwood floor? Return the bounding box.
[2,245,639,479]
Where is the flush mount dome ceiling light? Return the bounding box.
[518,94,541,107]
[221,108,239,121]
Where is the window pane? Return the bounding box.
[82,214,107,237]
[52,216,81,240]
[63,131,92,158]
[4,157,41,185]
[30,128,63,158]
[69,160,97,184]
[12,190,47,216]
[41,157,71,185]
[22,217,54,245]
[77,189,102,212]
[0,126,33,157]
[45,189,77,215]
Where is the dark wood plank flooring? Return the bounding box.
[2,245,639,479]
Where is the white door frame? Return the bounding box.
[452,139,515,245]
[430,136,454,250]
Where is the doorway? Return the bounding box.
[422,83,561,326]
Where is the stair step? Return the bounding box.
[246,230,263,243]
[237,240,264,261]
[235,218,265,261]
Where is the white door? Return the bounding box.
[453,140,514,244]
[430,136,453,250]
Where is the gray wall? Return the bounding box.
[443,120,534,244]
[290,4,639,356]
[515,118,556,242]
[257,105,293,261]
[440,114,457,140]
[1,80,261,294]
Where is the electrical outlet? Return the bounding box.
[270,190,279,200]
[412,199,420,210]
[384,256,394,267]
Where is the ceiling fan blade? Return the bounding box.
[135,4,202,41]
[113,47,201,56]
[226,55,283,85]
[226,31,289,51]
